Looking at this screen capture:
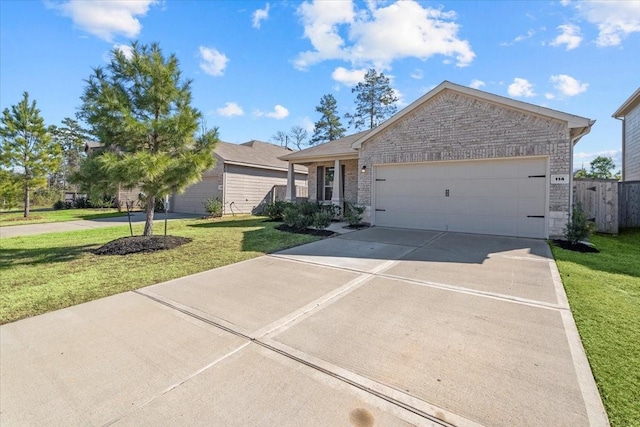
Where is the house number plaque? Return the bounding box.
[550,174,569,184]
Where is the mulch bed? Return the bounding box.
[94,235,192,256]
[551,240,600,253]
[276,224,336,237]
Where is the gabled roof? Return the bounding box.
[216,140,306,173]
[613,87,640,118]
[351,80,594,149]
[279,130,370,162]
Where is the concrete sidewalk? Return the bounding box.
[0,212,201,238]
[0,228,609,426]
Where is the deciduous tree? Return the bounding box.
[0,92,61,217]
[79,42,218,236]
[345,69,398,130]
[310,94,345,145]
[289,125,308,150]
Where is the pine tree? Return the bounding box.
[345,69,398,130]
[49,117,89,191]
[79,42,218,236]
[0,92,61,217]
[310,94,346,145]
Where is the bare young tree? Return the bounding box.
[288,126,308,150]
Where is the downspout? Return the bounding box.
[614,116,625,181]
[569,120,596,219]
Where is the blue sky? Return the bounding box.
[1,0,639,171]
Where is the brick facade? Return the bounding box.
[307,159,358,204]
[357,90,573,237]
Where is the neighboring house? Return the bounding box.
[171,140,307,215]
[281,81,594,239]
[83,142,140,207]
[613,87,640,181]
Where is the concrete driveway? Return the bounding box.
[0,228,608,426]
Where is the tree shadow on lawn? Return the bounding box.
[0,244,96,268]
[187,216,269,229]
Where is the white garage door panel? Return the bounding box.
[374,158,547,238]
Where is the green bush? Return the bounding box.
[204,198,223,217]
[344,202,366,226]
[32,188,63,206]
[263,200,291,220]
[298,200,320,217]
[564,203,595,244]
[282,206,301,228]
[312,211,333,230]
[319,203,341,217]
[53,200,66,210]
[74,197,90,209]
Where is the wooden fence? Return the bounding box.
[573,179,640,233]
[619,181,640,228]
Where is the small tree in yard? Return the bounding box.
[565,203,594,245]
[0,92,62,217]
[80,42,218,236]
[345,69,398,130]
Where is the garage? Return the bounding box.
[374,157,547,238]
[172,176,220,214]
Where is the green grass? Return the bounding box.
[551,229,640,427]
[0,208,125,226]
[0,216,320,324]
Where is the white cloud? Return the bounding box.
[301,116,314,132]
[411,69,423,80]
[550,74,588,96]
[545,93,555,100]
[256,105,289,119]
[113,43,133,59]
[199,46,229,76]
[216,102,244,117]
[252,3,270,29]
[393,88,406,107]
[500,29,535,46]
[574,1,640,47]
[469,79,485,89]
[295,0,474,70]
[573,149,621,170]
[332,67,366,86]
[508,78,536,98]
[550,24,582,50]
[50,0,157,42]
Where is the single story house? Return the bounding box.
[613,87,640,182]
[281,81,594,239]
[172,140,307,215]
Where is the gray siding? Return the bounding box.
[172,176,221,214]
[623,103,640,181]
[224,164,306,215]
[357,90,572,237]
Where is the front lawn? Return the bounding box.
[0,208,125,226]
[551,229,640,427]
[0,216,321,324]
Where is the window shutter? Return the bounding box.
[316,166,324,201]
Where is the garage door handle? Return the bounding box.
[375,209,386,212]
[376,179,386,181]
[527,215,545,218]
[528,175,546,178]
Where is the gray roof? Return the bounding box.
[216,140,307,173]
[279,130,371,162]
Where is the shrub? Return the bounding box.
[564,203,595,244]
[263,200,290,220]
[282,206,301,228]
[74,197,90,209]
[204,198,223,217]
[344,202,366,226]
[53,200,66,210]
[298,200,320,217]
[319,203,341,217]
[312,211,333,230]
[32,188,63,206]
[89,195,115,209]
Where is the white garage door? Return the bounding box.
[374,158,547,238]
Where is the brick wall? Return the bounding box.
[357,90,572,237]
[623,104,640,181]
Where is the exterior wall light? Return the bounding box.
[361,165,367,173]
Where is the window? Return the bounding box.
[317,165,345,201]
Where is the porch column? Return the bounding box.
[331,159,343,206]
[285,162,296,201]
